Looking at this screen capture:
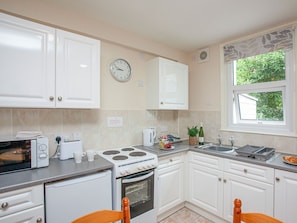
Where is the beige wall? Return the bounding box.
[186,43,297,154]
[1,1,297,156]
[0,1,184,155]
[188,45,221,111]
[0,0,187,62]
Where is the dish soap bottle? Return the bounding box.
[199,122,204,145]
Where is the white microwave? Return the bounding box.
[0,137,49,174]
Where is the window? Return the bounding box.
[222,26,296,134]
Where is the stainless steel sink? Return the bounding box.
[199,145,235,153]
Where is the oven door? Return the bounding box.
[122,169,154,219]
[0,140,32,174]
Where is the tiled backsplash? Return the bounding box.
[0,108,180,156]
[0,108,296,156]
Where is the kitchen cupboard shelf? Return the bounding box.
[146,57,188,110]
[0,13,100,109]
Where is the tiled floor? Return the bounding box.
[159,207,213,223]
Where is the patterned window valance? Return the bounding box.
[223,26,295,62]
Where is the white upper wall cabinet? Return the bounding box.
[56,30,100,108]
[0,13,100,109]
[0,13,56,108]
[146,57,188,110]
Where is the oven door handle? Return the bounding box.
[122,171,154,184]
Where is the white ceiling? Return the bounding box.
[50,0,297,52]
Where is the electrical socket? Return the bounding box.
[54,132,81,143]
[54,133,63,144]
[63,133,71,142]
[54,133,70,143]
[73,132,82,141]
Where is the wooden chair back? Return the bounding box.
[233,198,283,223]
[72,197,130,223]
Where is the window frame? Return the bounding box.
[221,31,296,136]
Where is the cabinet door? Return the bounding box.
[146,57,188,110]
[159,58,188,110]
[56,29,100,108]
[0,13,55,108]
[157,158,184,214]
[1,205,44,223]
[188,163,223,216]
[223,172,274,221]
[275,169,297,223]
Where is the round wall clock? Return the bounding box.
[110,58,132,82]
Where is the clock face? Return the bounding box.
[110,59,131,82]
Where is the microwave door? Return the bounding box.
[0,140,32,173]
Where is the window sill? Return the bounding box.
[220,128,297,138]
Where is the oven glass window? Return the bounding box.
[122,170,154,218]
[0,140,31,173]
[126,179,150,206]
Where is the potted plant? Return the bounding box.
[187,126,198,145]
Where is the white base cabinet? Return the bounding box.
[223,159,274,220]
[275,169,297,223]
[0,13,100,109]
[188,152,223,217]
[1,206,44,223]
[187,152,274,222]
[0,185,44,223]
[146,57,188,110]
[157,153,185,215]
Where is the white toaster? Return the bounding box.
[59,140,83,160]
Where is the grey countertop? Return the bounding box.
[1,141,297,193]
[0,156,113,193]
[137,141,297,174]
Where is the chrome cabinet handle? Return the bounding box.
[218,177,222,181]
[223,179,227,183]
[243,169,247,173]
[36,217,43,223]
[276,177,280,182]
[160,102,163,105]
[49,96,54,101]
[1,202,8,209]
[58,96,62,101]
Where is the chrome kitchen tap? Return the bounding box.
[217,134,222,146]
[229,136,235,148]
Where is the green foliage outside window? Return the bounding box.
[235,51,285,121]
